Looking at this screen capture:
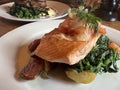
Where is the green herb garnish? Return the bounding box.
[70,6,102,34]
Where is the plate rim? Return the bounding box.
[0,20,64,39]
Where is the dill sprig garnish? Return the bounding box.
[70,6,102,34]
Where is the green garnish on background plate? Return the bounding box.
[9,3,49,19]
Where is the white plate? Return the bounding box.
[0,1,70,21]
[0,20,120,90]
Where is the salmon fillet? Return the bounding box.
[34,28,101,65]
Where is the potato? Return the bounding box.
[65,69,96,84]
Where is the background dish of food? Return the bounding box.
[0,1,70,21]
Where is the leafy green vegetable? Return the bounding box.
[40,61,51,79]
[70,35,120,74]
[9,3,49,19]
[40,71,49,79]
[70,6,102,34]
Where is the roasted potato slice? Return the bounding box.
[65,69,96,84]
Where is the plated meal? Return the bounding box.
[0,17,120,90]
[0,0,69,21]
[9,0,56,19]
[15,5,120,84]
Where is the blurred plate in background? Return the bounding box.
[0,1,70,22]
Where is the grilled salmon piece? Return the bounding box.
[34,28,101,65]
